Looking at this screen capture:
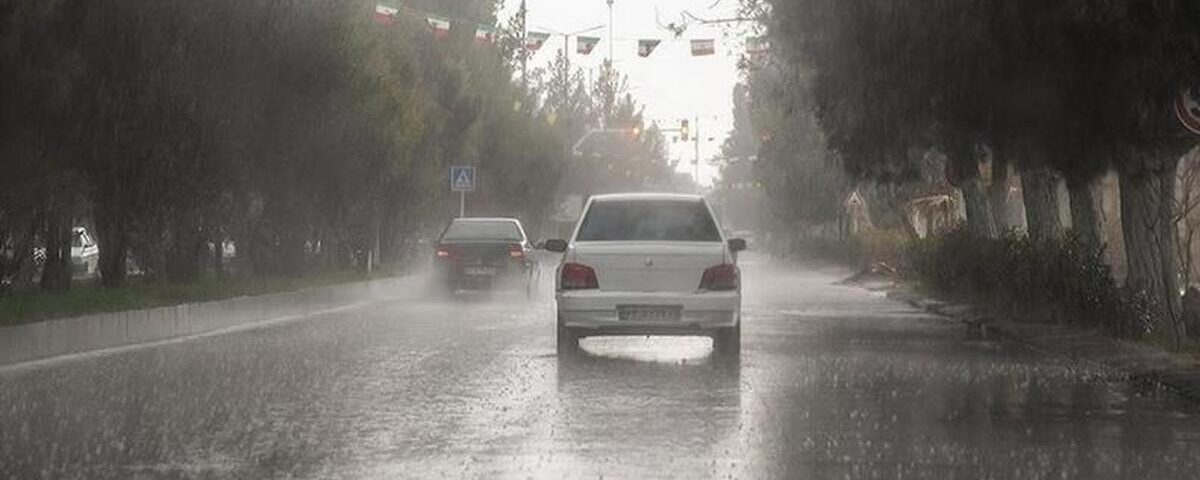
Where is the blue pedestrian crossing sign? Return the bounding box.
[450,166,476,192]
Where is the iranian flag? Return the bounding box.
[691,39,715,56]
[373,3,398,25]
[475,26,497,44]
[576,36,599,55]
[427,15,451,38]
[637,39,661,58]
[526,32,550,53]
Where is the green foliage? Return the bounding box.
[785,229,910,268]
[749,0,1200,342]
[536,57,681,194]
[766,0,1200,181]
[852,229,910,268]
[736,62,847,231]
[0,270,372,327]
[908,227,1155,338]
[0,0,581,290]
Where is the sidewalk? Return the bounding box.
[0,275,414,368]
[844,274,1200,402]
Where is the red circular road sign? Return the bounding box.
[1174,86,1200,136]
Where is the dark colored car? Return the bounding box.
[433,217,536,296]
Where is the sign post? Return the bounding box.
[450,166,476,217]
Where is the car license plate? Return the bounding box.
[464,266,496,276]
[618,306,682,322]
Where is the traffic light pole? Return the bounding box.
[660,118,702,184]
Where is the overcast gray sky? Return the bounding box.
[499,0,751,186]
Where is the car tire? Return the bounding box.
[556,317,579,356]
[525,271,535,301]
[713,322,741,359]
[431,277,456,299]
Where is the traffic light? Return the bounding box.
[680,119,690,141]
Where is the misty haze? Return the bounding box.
[2,0,1200,479]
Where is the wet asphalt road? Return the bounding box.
[3,253,1200,479]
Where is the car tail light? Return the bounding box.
[700,264,739,291]
[561,263,599,290]
[508,243,525,260]
[435,244,453,259]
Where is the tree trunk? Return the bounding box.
[39,173,75,292]
[1,213,38,292]
[13,232,38,290]
[93,204,129,288]
[989,159,1012,231]
[39,207,72,292]
[211,237,224,279]
[1020,163,1065,243]
[961,176,998,239]
[893,201,920,240]
[1119,153,1186,344]
[165,213,204,283]
[1067,175,1105,254]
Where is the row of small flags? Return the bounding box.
[374,3,767,58]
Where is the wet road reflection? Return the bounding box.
[1,253,1198,479]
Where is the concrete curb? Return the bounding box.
[0,276,409,367]
[876,287,1200,402]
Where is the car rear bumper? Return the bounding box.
[435,262,530,290]
[556,290,739,336]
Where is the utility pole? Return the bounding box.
[558,25,603,81]
[520,0,528,91]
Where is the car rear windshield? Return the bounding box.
[441,221,523,241]
[575,199,721,242]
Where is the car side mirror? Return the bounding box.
[728,238,747,252]
[543,239,568,253]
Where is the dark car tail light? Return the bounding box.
[700,264,739,291]
[435,244,453,259]
[561,263,599,290]
[508,243,526,260]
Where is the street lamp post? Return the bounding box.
[520,0,528,91]
[554,24,604,74]
[607,0,614,64]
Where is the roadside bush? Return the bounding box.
[788,236,855,264]
[851,229,909,270]
[907,226,1153,338]
[787,229,910,269]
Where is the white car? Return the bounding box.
[70,227,100,278]
[545,193,747,357]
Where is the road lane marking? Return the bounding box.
[0,301,375,374]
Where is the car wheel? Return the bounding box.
[713,322,741,358]
[431,277,456,299]
[556,317,579,356]
[524,271,535,301]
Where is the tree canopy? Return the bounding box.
[0,0,669,291]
